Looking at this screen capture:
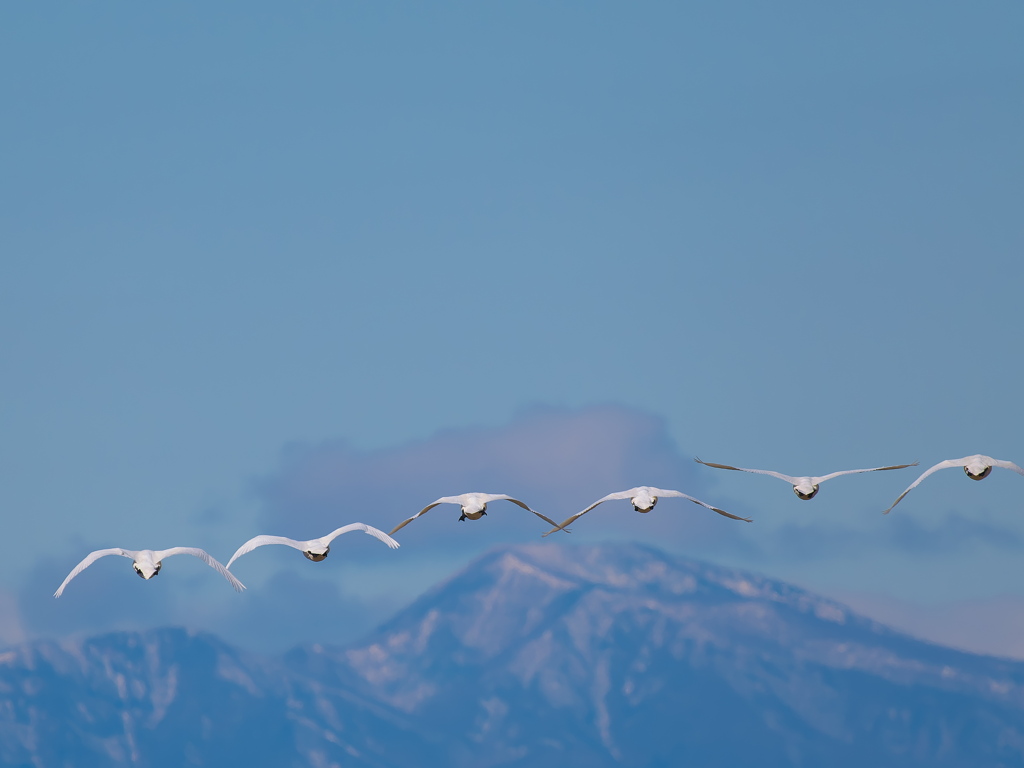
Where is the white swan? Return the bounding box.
[542,486,750,536]
[54,547,244,598]
[389,493,559,535]
[226,523,399,569]
[884,454,1024,514]
[695,457,918,500]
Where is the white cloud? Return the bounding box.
[0,589,26,649]
[251,403,729,552]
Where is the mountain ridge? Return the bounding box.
[2,542,1024,767]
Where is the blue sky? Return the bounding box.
[2,2,1023,654]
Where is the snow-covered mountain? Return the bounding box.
[3,543,1024,766]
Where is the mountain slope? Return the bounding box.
[291,543,1024,767]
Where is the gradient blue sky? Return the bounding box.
[2,2,1023,654]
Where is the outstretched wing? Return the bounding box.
[883,459,967,514]
[486,495,562,530]
[322,523,400,549]
[653,489,752,522]
[226,535,306,568]
[814,462,918,484]
[389,498,456,536]
[693,458,798,485]
[156,548,246,592]
[53,548,135,598]
[541,490,639,537]
[992,458,1024,477]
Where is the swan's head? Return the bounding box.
[133,561,162,580]
[461,503,487,521]
[303,545,330,562]
[793,483,820,500]
[964,464,992,481]
[632,496,657,513]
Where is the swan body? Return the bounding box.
[694,457,917,500]
[543,486,750,537]
[389,493,559,535]
[884,454,1024,514]
[54,547,244,598]
[226,523,399,569]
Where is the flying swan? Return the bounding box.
[54,547,244,598]
[543,486,751,537]
[883,454,1024,514]
[694,457,918,500]
[389,493,560,536]
[226,523,399,569]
